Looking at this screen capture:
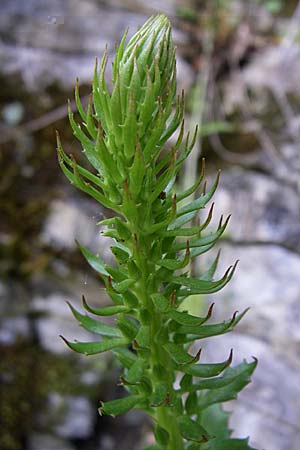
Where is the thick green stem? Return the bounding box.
[157,407,184,450]
[133,230,184,450]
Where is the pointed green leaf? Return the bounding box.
[178,416,210,442]
[200,404,231,440]
[154,425,170,446]
[171,263,237,296]
[197,360,257,409]
[113,278,136,293]
[74,78,87,122]
[116,314,139,340]
[135,325,150,348]
[82,296,129,317]
[175,309,249,340]
[151,293,170,312]
[182,351,233,378]
[165,343,195,365]
[168,309,212,327]
[60,336,128,355]
[180,359,257,394]
[201,250,221,281]
[123,90,138,160]
[201,438,256,450]
[177,171,220,217]
[185,391,198,415]
[77,242,109,276]
[129,141,146,198]
[126,359,145,383]
[113,347,137,369]
[99,394,143,416]
[67,302,122,337]
[171,218,229,252]
[150,383,169,406]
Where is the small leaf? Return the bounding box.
[113,347,137,369]
[201,250,221,281]
[129,140,146,198]
[167,308,212,327]
[182,350,233,378]
[185,391,198,415]
[201,438,256,450]
[123,90,138,160]
[175,309,249,340]
[67,302,122,338]
[178,416,210,442]
[171,262,237,296]
[151,293,170,312]
[99,394,143,416]
[165,343,195,365]
[177,171,220,217]
[135,325,150,348]
[82,296,129,316]
[180,373,193,391]
[60,336,128,355]
[180,359,257,393]
[154,424,169,446]
[111,245,130,262]
[77,242,109,276]
[126,359,145,383]
[116,314,139,340]
[197,359,257,409]
[113,278,136,293]
[200,404,231,440]
[150,383,169,406]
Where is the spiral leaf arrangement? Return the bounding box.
[57,15,257,450]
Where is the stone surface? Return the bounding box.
[210,169,300,251]
[0,0,192,93]
[206,244,300,359]
[41,198,109,252]
[0,281,32,344]
[243,44,300,95]
[29,433,76,450]
[200,333,300,450]
[53,395,94,439]
[0,316,31,345]
[196,241,300,450]
[31,283,110,354]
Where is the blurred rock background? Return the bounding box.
[1,1,300,449]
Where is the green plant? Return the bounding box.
[57,15,257,450]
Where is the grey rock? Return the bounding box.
[196,242,300,450]
[31,271,113,354]
[0,0,192,93]
[0,282,32,344]
[243,44,300,95]
[210,169,300,251]
[207,244,300,359]
[200,333,300,450]
[31,291,95,354]
[0,317,31,344]
[54,395,94,439]
[29,433,76,450]
[41,198,112,260]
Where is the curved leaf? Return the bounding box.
[182,350,233,378]
[77,242,109,276]
[82,296,129,316]
[99,394,143,416]
[67,302,122,337]
[60,336,128,355]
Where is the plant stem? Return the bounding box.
[157,406,184,450]
[133,230,184,450]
